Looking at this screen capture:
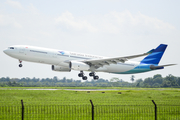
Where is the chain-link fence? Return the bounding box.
[0,100,180,120]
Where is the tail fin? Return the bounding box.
[140,44,167,64]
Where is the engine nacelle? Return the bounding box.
[69,61,90,71]
[52,65,71,72]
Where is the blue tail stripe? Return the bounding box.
[146,52,161,57]
[140,44,167,64]
[141,58,156,62]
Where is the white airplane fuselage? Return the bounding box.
[4,44,172,80]
[3,45,140,73]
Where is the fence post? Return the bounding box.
[90,100,94,120]
[21,99,24,120]
[152,100,157,120]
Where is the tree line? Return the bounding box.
[0,74,180,87]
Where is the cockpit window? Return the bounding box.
[10,47,14,49]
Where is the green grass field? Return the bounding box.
[0,87,180,119]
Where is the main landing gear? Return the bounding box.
[19,60,23,67]
[78,71,99,80]
[78,71,87,80]
[89,72,99,80]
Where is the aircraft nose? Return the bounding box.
[3,49,8,54]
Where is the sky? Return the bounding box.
[0,0,180,82]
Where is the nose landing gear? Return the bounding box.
[19,60,23,67]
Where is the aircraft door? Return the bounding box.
[19,48,25,53]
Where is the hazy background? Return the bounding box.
[0,0,179,82]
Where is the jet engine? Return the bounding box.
[69,61,90,71]
[52,65,71,72]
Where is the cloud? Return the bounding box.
[0,14,22,28]
[95,11,175,34]
[55,11,98,32]
[28,3,39,15]
[6,0,23,9]
[54,11,175,35]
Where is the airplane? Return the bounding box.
[3,44,176,80]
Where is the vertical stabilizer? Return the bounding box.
[140,44,167,64]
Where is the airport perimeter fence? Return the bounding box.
[0,100,180,120]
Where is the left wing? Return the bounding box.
[80,49,154,68]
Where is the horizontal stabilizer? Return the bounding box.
[150,64,177,70]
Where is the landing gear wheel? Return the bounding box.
[93,76,99,80]
[78,71,88,80]
[78,73,83,77]
[82,76,87,80]
[19,64,23,67]
[89,72,95,77]
[89,72,99,80]
[19,60,22,67]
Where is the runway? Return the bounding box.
[0,88,119,91]
[1,88,179,91]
